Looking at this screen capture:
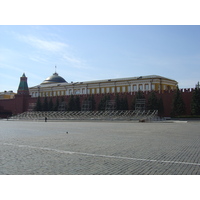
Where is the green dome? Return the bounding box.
[41,72,67,84]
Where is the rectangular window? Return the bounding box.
[133,85,137,91]
[92,89,95,94]
[117,87,120,92]
[152,84,155,90]
[139,84,143,91]
[82,88,85,94]
[106,88,110,93]
[145,84,149,91]
[112,87,115,93]
[101,88,105,93]
[74,90,77,94]
[128,86,131,92]
[122,86,126,92]
[96,88,100,94]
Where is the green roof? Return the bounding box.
[17,73,29,92]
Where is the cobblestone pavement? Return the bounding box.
[0,120,200,175]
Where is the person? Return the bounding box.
[45,117,47,122]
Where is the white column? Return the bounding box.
[137,84,139,91]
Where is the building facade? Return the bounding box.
[0,91,16,99]
[29,73,178,98]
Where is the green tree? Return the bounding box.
[115,94,128,110]
[147,91,159,110]
[48,98,54,111]
[136,90,145,99]
[98,94,110,110]
[171,86,185,117]
[158,97,164,117]
[68,95,75,111]
[89,95,96,111]
[84,95,96,111]
[74,96,81,111]
[131,91,145,110]
[67,95,81,111]
[191,87,200,115]
[115,94,121,110]
[35,96,42,111]
[121,96,129,110]
[43,96,49,111]
[54,97,60,111]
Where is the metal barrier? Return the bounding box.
[10,110,158,121]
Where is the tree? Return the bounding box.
[121,96,129,110]
[147,91,159,110]
[115,94,121,110]
[74,96,81,111]
[48,98,54,111]
[115,94,128,110]
[171,86,185,117]
[54,96,60,111]
[35,96,42,111]
[43,96,49,111]
[98,94,110,110]
[131,91,145,110]
[191,87,200,115]
[67,95,81,111]
[88,95,96,111]
[158,97,164,117]
[67,95,74,111]
[83,95,96,111]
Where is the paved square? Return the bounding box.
[0,120,200,175]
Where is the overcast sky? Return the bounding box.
[1,25,200,92]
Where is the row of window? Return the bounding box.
[31,84,173,97]
[32,86,126,97]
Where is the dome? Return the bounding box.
[41,72,67,84]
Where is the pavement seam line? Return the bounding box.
[2,142,200,166]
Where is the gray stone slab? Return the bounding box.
[0,120,200,175]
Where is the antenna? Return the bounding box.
[55,65,57,73]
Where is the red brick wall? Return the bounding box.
[0,89,195,118]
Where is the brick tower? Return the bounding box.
[14,73,30,114]
[17,73,29,95]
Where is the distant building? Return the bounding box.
[29,72,178,97]
[0,91,16,99]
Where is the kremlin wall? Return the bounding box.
[0,73,196,118]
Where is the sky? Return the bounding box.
[0,25,200,92]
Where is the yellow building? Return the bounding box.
[0,91,16,99]
[29,73,178,97]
